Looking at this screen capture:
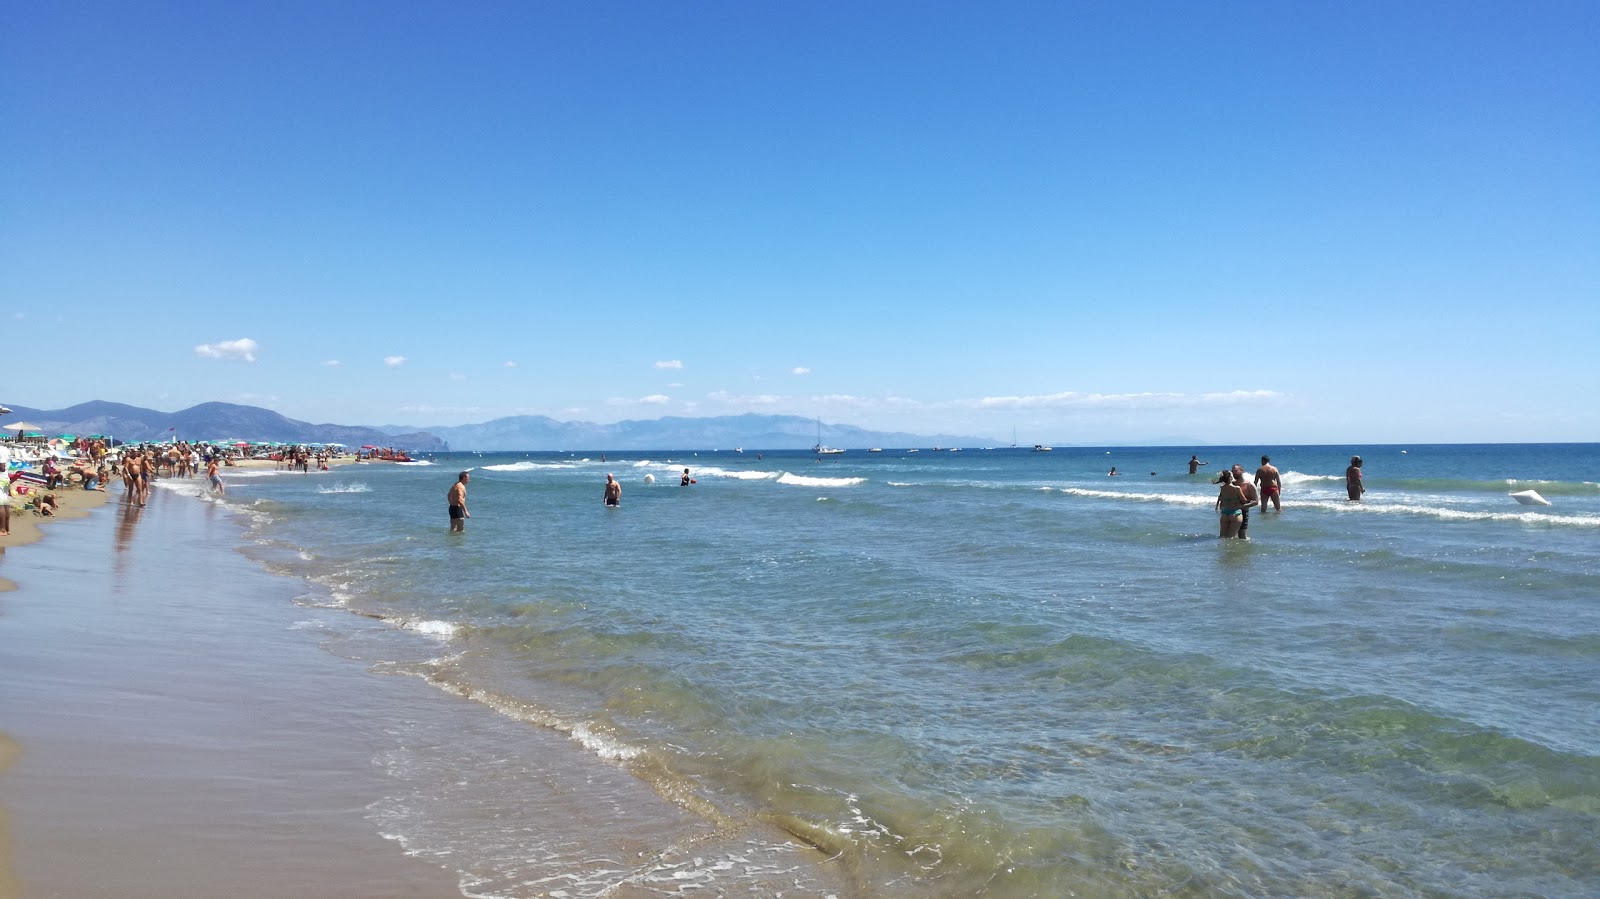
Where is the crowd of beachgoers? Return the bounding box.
[0,436,354,534]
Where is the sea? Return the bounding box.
[154,443,1599,898]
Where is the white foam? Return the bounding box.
[1279,470,1341,486]
[776,472,867,487]
[395,459,434,466]
[1058,487,1214,507]
[481,461,576,472]
[396,618,461,638]
[693,466,778,481]
[316,483,372,494]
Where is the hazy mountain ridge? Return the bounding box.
[425,413,992,451]
[5,401,449,451]
[4,401,1200,451]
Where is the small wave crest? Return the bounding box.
[693,466,778,481]
[1279,470,1341,486]
[777,472,868,487]
[481,461,576,472]
[392,618,461,639]
[1057,487,1214,507]
[316,483,371,494]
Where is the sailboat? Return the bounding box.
[813,418,845,455]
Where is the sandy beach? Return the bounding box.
[0,483,111,567]
[0,483,462,898]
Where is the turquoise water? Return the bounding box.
[168,444,1600,897]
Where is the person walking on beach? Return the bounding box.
[124,451,147,506]
[1231,464,1259,539]
[1255,455,1282,511]
[1189,454,1208,475]
[1215,470,1248,538]
[207,457,224,495]
[448,471,470,531]
[1346,456,1365,501]
[603,473,621,507]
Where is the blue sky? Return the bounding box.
[4,1,1595,444]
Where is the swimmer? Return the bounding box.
[448,471,470,531]
[604,473,621,506]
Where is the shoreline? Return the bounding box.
[0,482,112,584]
[0,484,462,897]
[0,471,848,898]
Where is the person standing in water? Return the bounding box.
[1214,470,1248,538]
[1255,455,1282,511]
[603,473,621,506]
[1231,464,1259,539]
[680,468,692,486]
[448,471,471,531]
[1346,456,1365,501]
[1189,454,1208,475]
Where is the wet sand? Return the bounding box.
[0,486,461,897]
[0,483,111,565]
[2,474,849,898]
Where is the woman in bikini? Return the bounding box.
[1215,469,1247,539]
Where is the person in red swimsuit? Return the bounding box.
[1255,455,1282,511]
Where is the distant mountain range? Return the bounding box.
[4,401,449,452]
[423,413,991,451]
[3,401,1198,451]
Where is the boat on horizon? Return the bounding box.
[813,418,845,455]
[1032,444,1053,452]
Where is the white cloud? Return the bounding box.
[792,366,811,376]
[396,404,484,416]
[195,338,258,362]
[449,373,467,381]
[504,361,518,368]
[322,359,341,367]
[608,394,671,406]
[384,355,407,367]
[654,360,684,370]
[971,389,1284,410]
[707,390,782,405]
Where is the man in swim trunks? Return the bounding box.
[1214,470,1247,538]
[207,457,225,495]
[1346,456,1365,502]
[604,473,621,506]
[1231,464,1259,539]
[1255,455,1282,511]
[1189,454,1208,475]
[448,471,470,531]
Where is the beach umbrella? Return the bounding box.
[4,421,41,433]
